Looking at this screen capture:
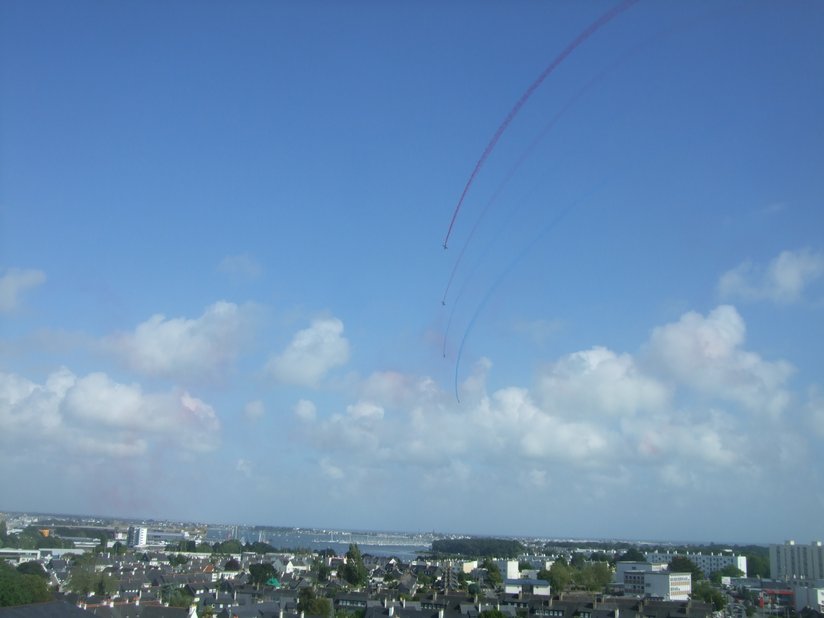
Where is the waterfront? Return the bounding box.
[206,526,434,561]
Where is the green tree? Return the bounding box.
[692,580,726,611]
[246,541,276,554]
[548,560,572,593]
[0,562,51,607]
[249,563,278,588]
[616,548,645,562]
[16,561,47,579]
[745,553,770,578]
[165,586,195,608]
[215,539,244,554]
[316,561,331,583]
[481,558,502,587]
[96,573,119,596]
[224,557,241,571]
[342,544,368,587]
[479,610,508,618]
[574,563,612,592]
[668,557,704,581]
[68,568,95,595]
[710,564,744,584]
[299,586,331,616]
[169,554,189,568]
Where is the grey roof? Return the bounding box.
[0,601,91,618]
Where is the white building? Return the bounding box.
[644,571,692,601]
[644,551,747,577]
[504,578,551,596]
[770,541,824,582]
[613,561,667,583]
[497,559,520,580]
[127,525,148,548]
[614,562,690,601]
[792,583,824,612]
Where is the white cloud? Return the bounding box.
[218,253,262,280]
[535,346,670,418]
[236,458,253,477]
[103,301,255,381]
[718,248,824,304]
[0,267,46,312]
[294,399,316,422]
[265,317,350,387]
[290,304,802,502]
[646,305,793,416]
[320,457,344,480]
[244,399,265,422]
[0,368,221,457]
[346,401,384,423]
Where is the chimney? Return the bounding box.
[389,607,395,616]
[402,599,407,608]
[438,610,444,618]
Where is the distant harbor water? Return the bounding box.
[206,526,433,562]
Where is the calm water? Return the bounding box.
[207,526,433,562]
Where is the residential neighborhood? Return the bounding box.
[1,513,822,618]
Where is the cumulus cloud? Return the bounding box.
[294,304,801,501]
[535,346,670,418]
[718,248,824,304]
[265,317,350,387]
[0,368,220,457]
[0,267,46,312]
[103,301,255,381]
[218,253,262,280]
[645,305,793,416]
[320,457,344,480]
[294,399,316,422]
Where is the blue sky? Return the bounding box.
[1,0,823,544]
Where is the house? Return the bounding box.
[504,579,551,596]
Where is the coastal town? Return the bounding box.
[1,512,822,618]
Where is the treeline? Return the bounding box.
[432,538,525,558]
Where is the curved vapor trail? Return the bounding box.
[453,182,607,403]
[441,67,607,308]
[442,171,557,359]
[443,6,718,310]
[442,0,640,250]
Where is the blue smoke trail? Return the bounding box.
[453,180,608,403]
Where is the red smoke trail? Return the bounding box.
[442,0,639,250]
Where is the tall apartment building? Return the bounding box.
[127,525,148,548]
[770,541,824,581]
[644,552,747,577]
